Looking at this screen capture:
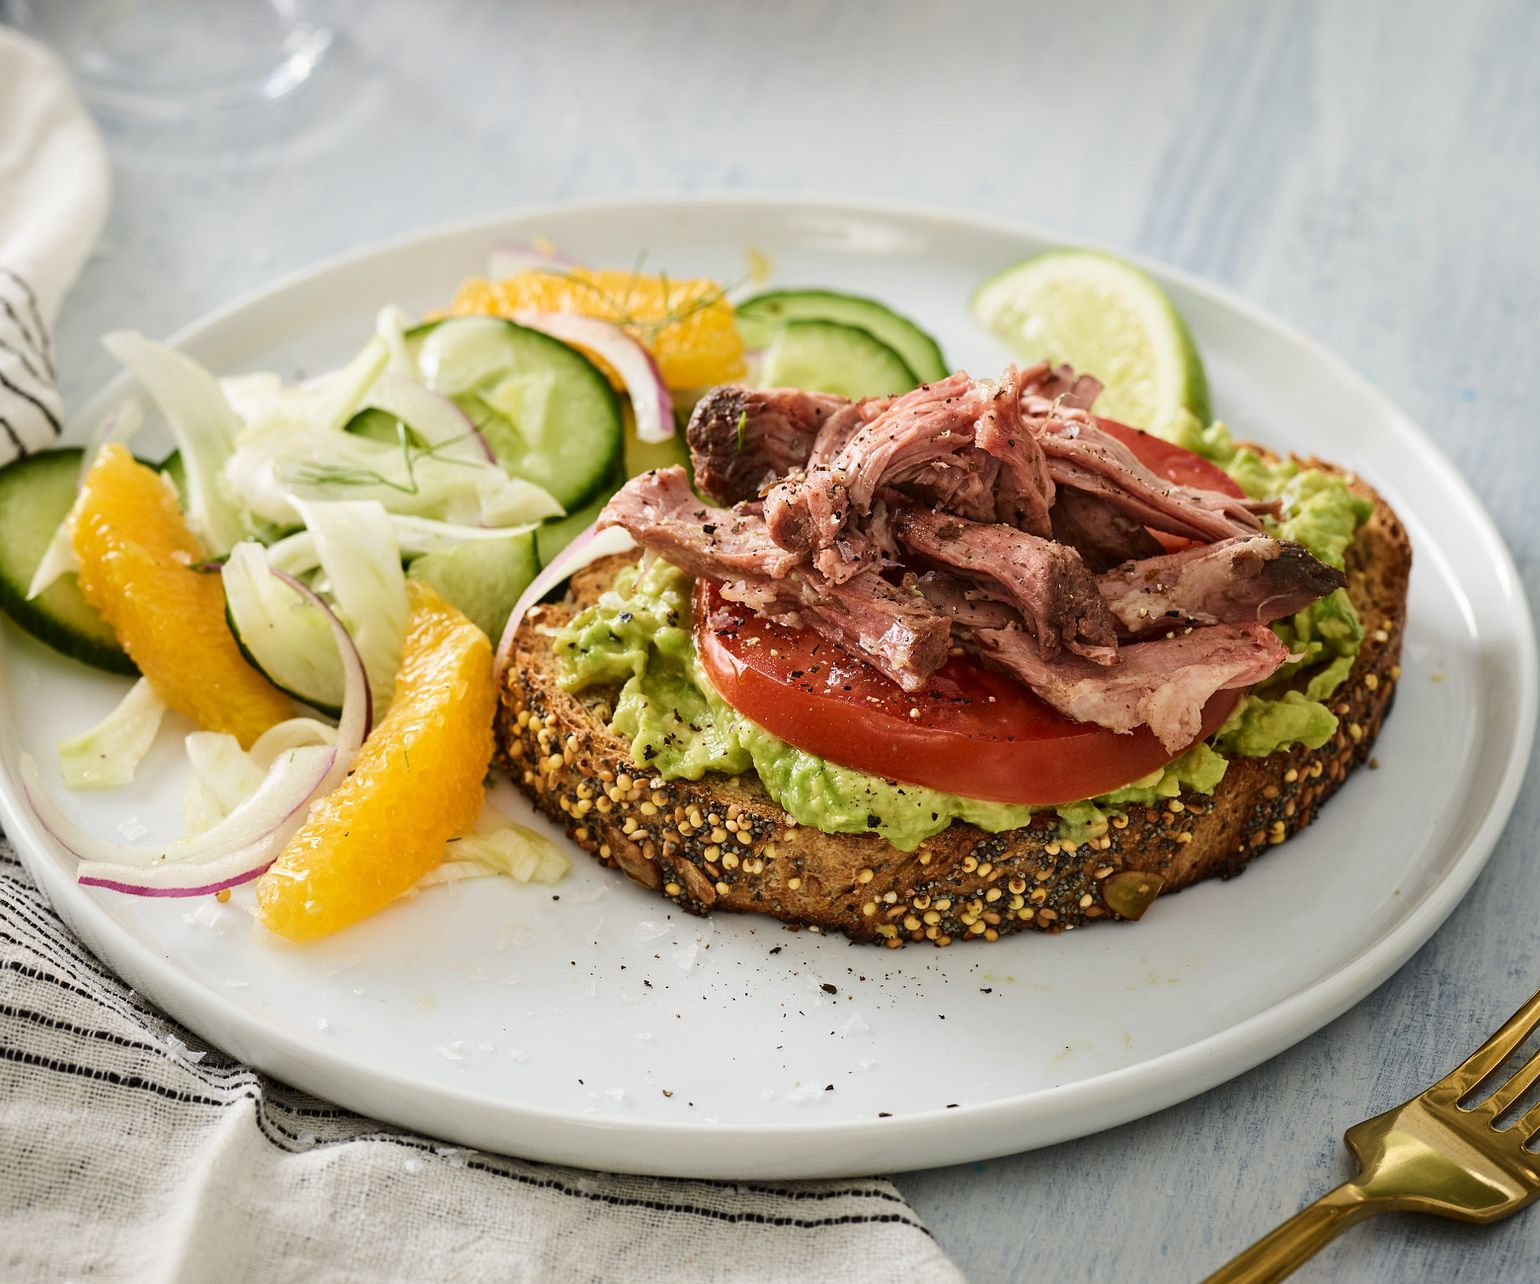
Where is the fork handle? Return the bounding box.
[1203,1182,1377,1284]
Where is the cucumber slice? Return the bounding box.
[736,288,948,383]
[407,317,622,511]
[0,448,135,675]
[222,543,344,715]
[406,532,539,641]
[343,407,407,447]
[757,319,919,400]
[535,463,625,567]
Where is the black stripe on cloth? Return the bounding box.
[0,883,172,1017]
[0,365,61,436]
[0,412,22,455]
[0,994,356,1118]
[0,312,49,387]
[0,1045,932,1235]
[0,294,41,355]
[2,953,209,1055]
[0,910,161,1020]
[0,267,53,374]
[0,963,354,1112]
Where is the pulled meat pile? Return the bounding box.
[597,365,1344,752]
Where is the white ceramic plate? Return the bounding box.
[2,196,1533,1180]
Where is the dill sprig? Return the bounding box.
[285,424,488,497]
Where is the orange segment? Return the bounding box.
[255,581,494,941]
[448,267,745,390]
[71,444,290,749]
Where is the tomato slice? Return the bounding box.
[1093,417,1244,552]
[696,581,1240,806]
[692,418,1249,807]
[1093,417,1244,499]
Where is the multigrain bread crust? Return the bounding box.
[497,457,1410,947]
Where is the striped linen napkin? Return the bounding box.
[0,27,961,1283]
[0,27,109,465]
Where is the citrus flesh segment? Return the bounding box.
[448,267,746,391]
[255,581,495,942]
[71,444,291,748]
[971,249,1210,428]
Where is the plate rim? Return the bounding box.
[4,191,1534,1177]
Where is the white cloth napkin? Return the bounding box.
[0,29,962,1283]
[0,27,110,464]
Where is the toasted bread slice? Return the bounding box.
[496,461,1410,947]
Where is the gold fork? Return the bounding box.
[1205,987,1540,1283]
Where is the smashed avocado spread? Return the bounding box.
[1164,410,1374,744]
[553,422,1369,851]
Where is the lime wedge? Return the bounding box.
[970,249,1210,428]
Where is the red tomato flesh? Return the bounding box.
[1093,417,1244,499]
[697,581,1240,806]
[692,417,1247,807]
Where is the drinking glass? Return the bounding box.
[2,0,335,117]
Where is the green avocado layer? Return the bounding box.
[554,418,1371,849]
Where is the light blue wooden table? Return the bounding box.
[45,1,1540,1278]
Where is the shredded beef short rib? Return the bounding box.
[764,370,1059,581]
[911,572,1021,632]
[1019,361,1104,411]
[1050,488,1164,571]
[891,504,1116,663]
[1028,407,1271,543]
[686,385,862,506]
[967,620,1289,752]
[1097,536,1347,637]
[607,353,1344,749]
[596,466,803,579]
[972,366,1056,536]
[598,467,950,690]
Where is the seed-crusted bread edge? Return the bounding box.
[495,460,1409,948]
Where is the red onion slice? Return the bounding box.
[512,310,675,444]
[21,558,371,898]
[77,837,296,897]
[365,373,494,463]
[494,522,636,682]
[487,242,574,279]
[21,745,337,869]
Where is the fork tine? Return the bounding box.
[1441,988,1540,1097]
[1516,1097,1540,1144]
[1484,1047,1540,1118]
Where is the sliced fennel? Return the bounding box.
[103,331,248,554]
[218,372,284,426]
[317,335,389,432]
[421,802,571,888]
[266,514,539,577]
[224,402,562,528]
[289,499,407,710]
[185,732,268,816]
[55,678,167,789]
[376,304,418,378]
[223,542,348,714]
[185,718,343,833]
